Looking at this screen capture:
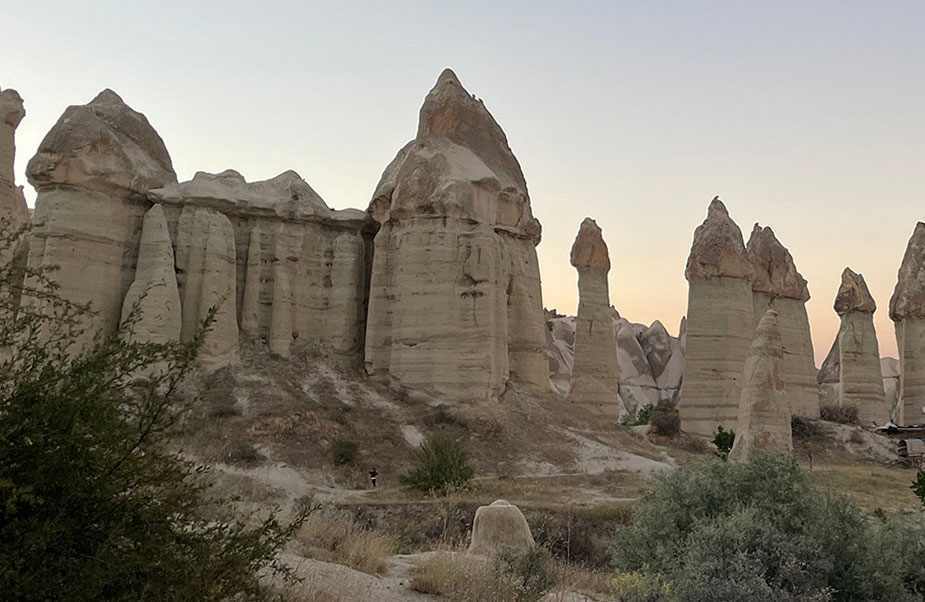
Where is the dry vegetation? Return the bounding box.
[295,507,397,575]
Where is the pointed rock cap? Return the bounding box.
[0,87,25,129]
[747,223,809,301]
[27,88,175,195]
[752,308,783,358]
[684,196,754,281]
[416,67,527,193]
[570,217,610,271]
[834,267,876,315]
[889,222,925,321]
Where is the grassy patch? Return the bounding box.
[296,508,397,575]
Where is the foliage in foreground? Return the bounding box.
[611,454,925,601]
[712,425,735,460]
[913,468,925,508]
[0,223,305,601]
[400,432,474,493]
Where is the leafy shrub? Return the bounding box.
[610,571,674,601]
[332,438,358,466]
[913,469,925,508]
[712,425,735,460]
[820,404,859,424]
[400,433,474,493]
[610,454,925,601]
[621,404,654,427]
[791,415,822,439]
[650,400,680,436]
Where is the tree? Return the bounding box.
[0,221,306,600]
[713,425,735,460]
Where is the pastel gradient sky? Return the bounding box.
[4,1,924,365]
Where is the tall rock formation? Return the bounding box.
[567,218,619,415]
[26,90,177,345]
[119,204,180,346]
[364,69,549,401]
[0,87,28,228]
[679,197,755,437]
[835,268,888,425]
[150,169,372,362]
[889,222,925,425]
[817,337,841,406]
[729,309,792,463]
[747,224,818,417]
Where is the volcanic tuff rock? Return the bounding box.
[729,309,792,463]
[680,198,755,437]
[747,224,818,417]
[0,87,28,227]
[26,90,177,347]
[365,69,548,401]
[120,204,181,346]
[817,338,841,406]
[881,357,901,422]
[567,218,620,415]
[835,268,888,425]
[468,500,535,556]
[889,223,925,425]
[150,170,372,361]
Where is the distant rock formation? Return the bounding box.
[468,499,535,556]
[747,224,818,417]
[817,337,841,406]
[365,69,548,401]
[0,87,28,228]
[881,357,901,422]
[680,197,755,437]
[119,204,180,346]
[729,309,792,462]
[889,222,925,425]
[567,218,620,415]
[26,90,177,347]
[835,268,888,425]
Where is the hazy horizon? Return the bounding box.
[5,1,924,365]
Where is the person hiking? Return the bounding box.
[368,467,378,488]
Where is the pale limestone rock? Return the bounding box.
[817,337,841,406]
[545,311,575,395]
[364,69,548,401]
[679,316,687,355]
[729,309,792,463]
[615,322,659,413]
[0,87,27,228]
[26,90,176,346]
[680,198,754,437]
[747,224,818,417]
[639,320,672,378]
[150,170,372,362]
[175,206,238,370]
[468,499,535,556]
[881,357,901,422]
[889,222,925,425]
[568,218,619,415]
[119,204,180,346]
[835,268,888,425]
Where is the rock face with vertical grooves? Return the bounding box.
[729,309,792,463]
[680,197,755,437]
[747,224,818,417]
[889,222,925,425]
[119,204,180,346]
[835,268,888,425]
[26,90,177,347]
[567,218,619,416]
[150,169,372,363]
[468,499,535,556]
[0,87,28,228]
[364,69,549,402]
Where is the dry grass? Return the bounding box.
[810,463,920,512]
[295,509,397,575]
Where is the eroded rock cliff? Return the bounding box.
[890,222,925,425]
[0,87,28,228]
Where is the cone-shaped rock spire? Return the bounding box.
[890,222,925,424]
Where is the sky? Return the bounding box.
[4,1,924,365]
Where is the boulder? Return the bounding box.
[747,224,818,417]
[889,222,925,425]
[364,69,548,401]
[567,218,620,415]
[729,309,792,462]
[680,198,755,437]
[835,268,888,426]
[119,204,180,346]
[26,90,177,347]
[468,499,535,556]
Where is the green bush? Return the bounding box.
[820,404,859,424]
[400,433,474,493]
[913,469,925,508]
[712,425,735,460]
[333,438,358,466]
[650,400,680,437]
[611,454,925,601]
[621,404,654,427]
[493,545,554,602]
